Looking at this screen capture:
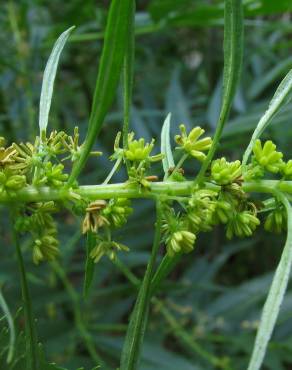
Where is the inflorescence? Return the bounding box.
[0,125,290,264]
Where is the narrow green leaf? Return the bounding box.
[195,0,243,183]
[243,69,292,165]
[68,0,135,186]
[247,194,292,370]
[83,232,96,297]
[0,288,15,363]
[39,26,75,137]
[150,253,181,296]
[161,113,175,177]
[120,201,162,370]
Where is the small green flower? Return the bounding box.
[211,158,242,185]
[242,163,264,181]
[62,127,102,162]
[12,140,41,172]
[44,130,68,156]
[90,240,129,263]
[175,125,212,161]
[252,139,283,173]
[226,211,260,239]
[0,169,26,193]
[166,230,196,257]
[125,133,162,162]
[212,198,233,224]
[32,233,59,264]
[187,189,217,232]
[42,162,68,187]
[264,207,287,234]
[281,159,292,178]
[127,166,152,189]
[102,198,132,228]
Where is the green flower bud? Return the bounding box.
[212,199,233,224]
[281,159,292,178]
[5,174,26,190]
[226,211,260,239]
[211,158,242,185]
[175,125,212,161]
[264,207,287,234]
[187,189,217,232]
[243,163,265,181]
[252,139,283,173]
[102,198,133,228]
[166,230,196,257]
[32,233,59,264]
[43,162,68,187]
[90,240,129,263]
[125,133,156,162]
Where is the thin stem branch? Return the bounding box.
[11,211,39,370]
[164,153,188,180]
[102,157,123,185]
[51,261,106,368]
[120,199,163,368]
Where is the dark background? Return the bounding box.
[0,1,292,369]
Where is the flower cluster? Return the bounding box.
[211,158,242,185]
[15,201,59,264]
[175,125,212,161]
[82,198,133,262]
[2,123,290,266]
[0,129,103,263]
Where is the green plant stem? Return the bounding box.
[120,200,163,369]
[114,256,229,369]
[150,253,182,296]
[165,153,188,180]
[51,261,106,368]
[1,180,292,203]
[102,157,123,185]
[11,212,39,370]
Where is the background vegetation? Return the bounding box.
[0,0,292,369]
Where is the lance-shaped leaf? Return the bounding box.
[243,69,292,165]
[39,26,75,137]
[247,194,292,370]
[68,0,135,186]
[195,0,243,183]
[161,113,175,177]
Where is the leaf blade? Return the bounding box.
[195,0,243,183]
[83,232,96,298]
[243,69,292,165]
[39,26,75,137]
[247,194,292,370]
[68,0,135,186]
[161,113,175,176]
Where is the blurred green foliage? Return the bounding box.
[0,0,292,369]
